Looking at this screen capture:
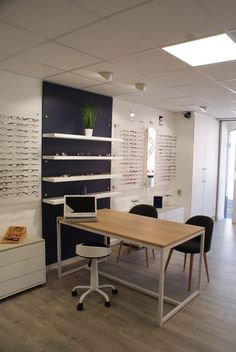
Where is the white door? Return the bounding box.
[191,114,206,216]
[202,117,219,217]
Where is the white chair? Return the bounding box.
[71,242,118,311]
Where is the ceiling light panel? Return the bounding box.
[163,34,236,66]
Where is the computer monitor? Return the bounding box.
[63,195,97,221]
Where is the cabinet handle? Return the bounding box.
[202,168,207,183]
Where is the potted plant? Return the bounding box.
[81,103,99,137]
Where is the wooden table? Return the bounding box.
[56,209,205,326]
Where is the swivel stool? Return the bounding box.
[71,242,118,311]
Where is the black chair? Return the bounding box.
[116,204,158,267]
[165,215,214,291]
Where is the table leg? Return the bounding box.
[56,219,62,279]
[197,230,205,291]
[158,248,165,326]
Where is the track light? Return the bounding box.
[99,71,113,81]
[135,83,146,91]
[200,106,208,112]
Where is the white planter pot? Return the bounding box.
[85,129,93,137]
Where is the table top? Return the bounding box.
[59,209,204,248]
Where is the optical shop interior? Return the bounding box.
[1,1,236,351]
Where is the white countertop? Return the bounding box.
[156,204,184,213]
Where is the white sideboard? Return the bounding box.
[157,205,184,223]
[0,236,46,300]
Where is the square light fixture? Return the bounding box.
[162,34,236,66]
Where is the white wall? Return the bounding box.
[111,98,178,212]
[0,70,42,236]
[0,71,220,236]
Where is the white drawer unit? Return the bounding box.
[157,206,184,223]
[0,236,46,300]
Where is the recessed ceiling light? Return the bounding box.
[135,83,146,91]
[99,71,113,81]
[200,106,208,112]
[129,111,135,120]
[162,34,236,66]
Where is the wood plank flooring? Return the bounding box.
[0,219,236,352]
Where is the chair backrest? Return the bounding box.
[185,215,214,252]
[129,204,158,218]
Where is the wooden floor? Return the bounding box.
[0,219,236,352]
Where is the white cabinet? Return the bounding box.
[157,206,184,223]
[191,114,219,217]
[176,113,219,220]
[0,236,46,299]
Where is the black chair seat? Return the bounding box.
[175,237,201,254]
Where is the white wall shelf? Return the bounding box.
[43,173,121,183]
[43,191,121,205]
[43,133,123,143]
[42,155,122,160]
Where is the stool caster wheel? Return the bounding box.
[77,303,83,311]
[105,301,110,307]
[112,288,118,295]
[71,289,77,297]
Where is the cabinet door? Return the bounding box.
[158,212,166,220]
[165,208,184,223]
[191,114,206,216]
[202,117,219,217]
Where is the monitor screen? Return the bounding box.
[64,195,96,218]
[66,196,95,213]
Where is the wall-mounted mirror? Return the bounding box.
[146,127,156,187]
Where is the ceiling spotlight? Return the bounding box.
[99,71,113,81]
[200,106,208,112]
[135,83,146,91]
[129,111,135,120]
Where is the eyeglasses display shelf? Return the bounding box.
[43,173,121,183]
[43,133,123,143]
[42,155,122,160]
[43,191,121,205]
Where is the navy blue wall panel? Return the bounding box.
[42,82,113,265]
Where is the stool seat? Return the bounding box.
[76,242,111,259]
[72,241,118,311]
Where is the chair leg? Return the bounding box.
[152,249,155,259]
[183,253,187,271]
[128,243,132,255]
[203,253,210,282]
[164,249,173,272]
[188,254,194,291]
[116,241,124,262]
[145,247,149,267]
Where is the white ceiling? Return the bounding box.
[1,0,236,119]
